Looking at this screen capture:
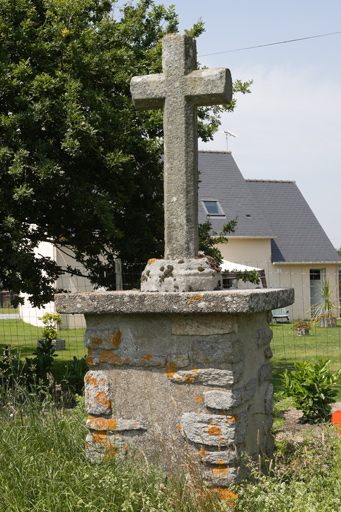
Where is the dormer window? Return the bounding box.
[202,200,225,216]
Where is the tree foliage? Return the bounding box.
[0,0,252,306]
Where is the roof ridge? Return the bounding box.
[246,179,296,184]
[199,150,232,154]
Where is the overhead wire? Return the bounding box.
[198,30,341,57]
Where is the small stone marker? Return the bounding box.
[131,34,232,291]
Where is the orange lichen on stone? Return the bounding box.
[88,415,95,423]
[192,368,198,373]
[95,391,112,409]
[145,354,153,361]
[184,376,194,383]
[227,414,238,423]
[195,396,202,403]
[165,362,176,378]
[148,258,158,264]
[207,426,222,436]
[99,351,114,363]
[86,349,94,366]
[106,418,117,431]
[176,376,182,381]
[100,351,122,365]
[157,362,162,366]
[178,424,182,431]
[105,445,119,458]
[123,443,129,451]
[111,330,122,347]
[216,459,225,465]
[84,374,98,387]
[93,431,106,444]
[213,487,238,506]
[95,417,105,429]
[91,337,103,346]
[204,358,210,364]
[212,467,227,478]
[186,294,202,304]
[124,358,131,364]
[198,446,207,458]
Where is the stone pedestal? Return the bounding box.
[56,287,293,485]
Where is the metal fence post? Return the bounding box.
[115,259,123,291]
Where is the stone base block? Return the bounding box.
[140,257,222,292]
[55,287,294,485]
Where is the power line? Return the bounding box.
[198,30,341,57]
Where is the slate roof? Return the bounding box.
[198,151,274,238]
[198,151,341,264]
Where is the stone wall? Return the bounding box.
[56,288,293,485]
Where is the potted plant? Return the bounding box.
[308,279,338,328]
[38,312,65,351]
[291,320,311,336]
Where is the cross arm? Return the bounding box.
[130,74,165,111]
[185,68,232,107]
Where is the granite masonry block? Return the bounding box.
[180,410,248,446]
[203,378,257,411]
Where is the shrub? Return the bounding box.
[281,360,341,423]
[63,356,88,394]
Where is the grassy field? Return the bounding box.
[0,318,86,381]
[270,319,341,398]
[0,390,340,512]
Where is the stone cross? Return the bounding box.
[131,34,232,259]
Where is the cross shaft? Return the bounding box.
[131,34,232,259]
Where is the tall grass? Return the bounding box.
[0,389,230,512]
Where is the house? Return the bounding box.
[198,150,341,319]
[19,150,340,326]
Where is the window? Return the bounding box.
[202,200,224,216]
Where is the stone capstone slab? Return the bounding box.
[140,258,222,292]
[203,378,257,411]
[55,287,294,315]
[180,410,248,446]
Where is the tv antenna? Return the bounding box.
[223,130,238,151]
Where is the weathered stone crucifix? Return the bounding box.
[131,34,232,260]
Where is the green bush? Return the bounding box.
[281,360,341,423]
[62,356,88,394]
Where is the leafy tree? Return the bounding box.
[0,0,252,306]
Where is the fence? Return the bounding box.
[1,260,341,392]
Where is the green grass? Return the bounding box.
[0,307,18,314]
[0,392,228,512]
[270,320,341,399]
[0,388,341,512]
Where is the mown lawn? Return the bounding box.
[1,317,341,396]
[0,318,86,382]
[271,319,341,399]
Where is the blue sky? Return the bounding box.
[132,0,341,249]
